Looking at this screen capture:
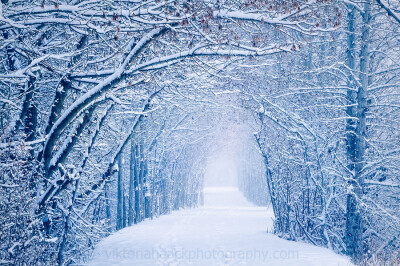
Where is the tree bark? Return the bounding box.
[345,1,371,262]
[116,155,124,230]
[128,139,135,226]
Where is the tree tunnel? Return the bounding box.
[1,1,400,265]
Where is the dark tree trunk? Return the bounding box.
[116,155,124,230]
[128,139,135,226]
[134,143,141,224]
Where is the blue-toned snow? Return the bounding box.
[88,187,352,266]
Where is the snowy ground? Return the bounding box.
[87,187,353,266]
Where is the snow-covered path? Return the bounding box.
[88,187,352,266]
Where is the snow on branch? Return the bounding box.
[376,0,400,24]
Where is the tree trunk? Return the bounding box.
[128,139,135,226]
[134,142,141,224]
[116,155,124,230]
[105,183,112,231]
[345,2,370,262]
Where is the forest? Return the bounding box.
[0,0,400,265]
